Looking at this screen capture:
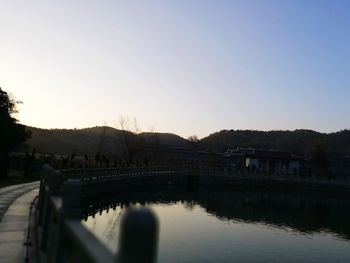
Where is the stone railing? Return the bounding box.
[61,168,179,184]
[36,166,350,262]
[36,167,160,263]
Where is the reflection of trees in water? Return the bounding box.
[198,192,349,237]
[104,208,122,242]
[82,187,350,240]
[183,200,196,211]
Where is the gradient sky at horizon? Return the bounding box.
[1,0,349,138]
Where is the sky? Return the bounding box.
[1,0,349,138]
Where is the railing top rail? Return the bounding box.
[61,168,181,184]
[38,170,159,263]
[65,221,116,263]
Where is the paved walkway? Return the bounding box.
[0,182,40,263]
[0,182,39,222]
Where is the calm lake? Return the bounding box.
[82,187,350,263]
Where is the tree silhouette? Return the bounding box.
[188,135,199,143]
[0,87,29,179]
[188,135,199,150]
[117,116,145,165]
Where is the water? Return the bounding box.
[82,188,350,263]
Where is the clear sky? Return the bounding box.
[1,0,349,138]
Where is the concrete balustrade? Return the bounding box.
[36,165,350,263]
[36,168,161,263]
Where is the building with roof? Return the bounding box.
[225,148,302,175]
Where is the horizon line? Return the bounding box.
[22,123,350,139]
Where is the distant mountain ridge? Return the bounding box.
[25,126,350,156]
[200,129,350,156]
[25,126,190,156]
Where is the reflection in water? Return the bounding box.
[82,187,350,263]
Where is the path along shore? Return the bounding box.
[0,182,39,263]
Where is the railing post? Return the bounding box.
[117,208,159,263]
[38,165,54,221]
[49,179,82,263]
[37,180,47,226]
[40,170,63,251]
[47,170,64,194]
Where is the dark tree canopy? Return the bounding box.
[188,135,199,143]
[0,87,29,178]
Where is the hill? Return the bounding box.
[25,126,190,156]
[24,126,350,157]
[200,129,350,156]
